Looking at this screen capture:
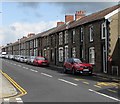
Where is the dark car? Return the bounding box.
[63,58,93,75]
[33,56,49,66]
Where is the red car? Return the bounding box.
[33,56,49,66]
[63,58,93,75]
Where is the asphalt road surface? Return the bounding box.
[1,59,120,103]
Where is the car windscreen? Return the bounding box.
[36,57,46,60]
[73,59,82,63]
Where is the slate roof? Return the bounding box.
[69,4,120,29]
[48,4,119,35]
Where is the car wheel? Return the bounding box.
[89,72,93,76]
[63,67,67,73]
[72,68,76,75]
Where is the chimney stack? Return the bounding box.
[57,22,64,27]
[27,33,35,38]
[75,10,85,20]
[65,15,74,23]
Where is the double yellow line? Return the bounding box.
[0,70,27,98]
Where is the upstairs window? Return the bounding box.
[80,28,83,42]
[34,39,36,48]
[36,39,38,47]
[89,26,94,42]
[72,29,75,43]
[46,37,49,46]
[101,23,106,39]
[64,30,68,44]
[51,35,53,46]
[59,32,63,45]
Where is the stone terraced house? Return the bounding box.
[2,4,120,76]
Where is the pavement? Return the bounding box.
[0,72,17,99]
[49,65,120,82]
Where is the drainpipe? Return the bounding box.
[105,19,109,73]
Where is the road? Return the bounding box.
[1,59,120,103]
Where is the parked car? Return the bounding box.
[19,56,25,62]
[33,56,49,66]
[9,55,14,60]
[5,54,9,59]
[23,56,29,63]
[27,56,36,64]
[15,55,21,61]
[63,58,93,75]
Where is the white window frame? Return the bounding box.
[59,32,63,45]
[72,29,75,43]
[34,39,36,48]
[43,49,47,57]
[65,31,68,44]
[47,37,49,46]
[36,39,38,47]
[72,47,76,58]
[89,47,95,64]
[59,47,63,62]
[101,23,106,39]
[89,26,93,42]
[65,45,68,60]
[80,27,83,42]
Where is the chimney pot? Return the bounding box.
[27,33,35,38]
[75,10,85,20]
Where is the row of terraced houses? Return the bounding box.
[2,5,120,76]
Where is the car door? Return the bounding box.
[67,58,72,70]
[65,59,70,70]
[33,58,38,65]
[69,58,74,71]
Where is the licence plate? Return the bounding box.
[83,69,89,71]
[42,63,46,65]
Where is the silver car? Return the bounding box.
[27,56,36,64]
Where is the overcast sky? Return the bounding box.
[0,2,118,45]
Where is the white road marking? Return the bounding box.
[4,98,9,102]
[30,69,38,72]
[83,81,89,85]
[14,64,16,65]
[89,89,120,101]
[4,98,9,104]
[94,85,102,88]
[16,98,23,103]
[18,65,21,67]
[25,67,28,69]
[58,78,78,86]
[41,72,53,78]
[23,67,26,69]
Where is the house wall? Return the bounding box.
[108,12,120,76]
